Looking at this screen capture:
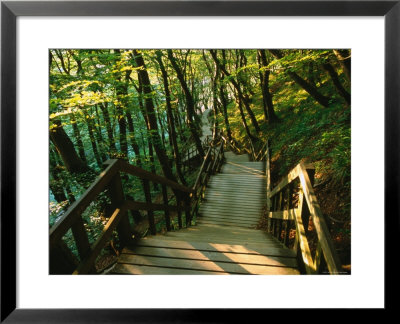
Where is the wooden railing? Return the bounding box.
[191,138,224,221]
[264,142,343,274]
[49,159,193,275]
[182,135,211,172]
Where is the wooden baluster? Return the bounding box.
[184,193,191,227]
[176,194,183,229]
[108,172,134,245]
[284,184,293,246]
[277,219,283,242]
[313,241,323,273]
[50,239,79,274]
[71,216,91,262]
[142,178,156,235]
[162,185,171,231]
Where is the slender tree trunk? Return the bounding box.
[167,50,205,157]
[219,74,233,141]
[50,120,90,173]
[155,51,187,185]
[233,88,256,142]
[94,105,107,161]
[333,49,351,79]
[85,115,102,168]
[125,110,143,166]
[323,63,351,105]
[113,54,129,160]
[269,49,331,107]
[69,114,87,163]
[133,50,177,182]
[210,50,261,133]
[99,102,117,153]
[258,50,279,123]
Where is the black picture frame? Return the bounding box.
[1,0,397,321]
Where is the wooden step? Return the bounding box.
[196,219,258,228]
[134,237,296,258]
[159,231,277,245]
[121,246,298,268]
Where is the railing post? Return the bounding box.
[184,193,191,227]
[108,172,134,245]
[71,215,91,262]
[162,185,171,231]
[143,178,156,235]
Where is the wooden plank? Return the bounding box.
[119,160,193,194]
[203,194,265,203]
[74,206,125,274]
[134,238,297,257]
[206,186,265,193]
[294,193,315,274]
[158,236,280,247]
[71,216,91,261]
[161,185,171,231]
[50,159,120,247]
[112,263,228,275]
[108,172,134,244]
[115,255,299,275]
[160,231,279,244]
[269,164,301,197]
[199,211,261,220]
[197,219,258,228]
[121,247,298,268]
[199,204,264,213]
[269,209,296,220]
[192,146,212,191]
[198,215,260,225]
[265,144,271,213]
[212,173,265,178]
[298,163,342,274]
[199,200,265,208]
[183,223,266,234]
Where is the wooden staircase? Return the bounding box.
[111,151,299,275]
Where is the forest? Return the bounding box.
[49,49,351,273]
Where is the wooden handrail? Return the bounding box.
[51,118,224,274]
[265,149,343,274]
[50,158,193,274]
[49,159,121,247]
[191,136,224,221]
[117,160,193,194]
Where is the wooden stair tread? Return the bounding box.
[116,254,298,275]
[120,246,298,267]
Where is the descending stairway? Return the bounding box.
[111,150,299,275]
[197,151,265,229]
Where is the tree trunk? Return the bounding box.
[114,52,129,160]
[219,74,233,141]
[269,49,331,107]
[235,89,257,142]
[99,102,117,153]
[85,115,103,168]
[210,50,261,133]
[50,120,89,173]
[323,62,351,105]
[133,50,177,182]
[125,110,143,166]
[258,50,279,123]
[167,50,205,157]
[333,49,351,79]
[155,51,187,185]
[69,114,87,163]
